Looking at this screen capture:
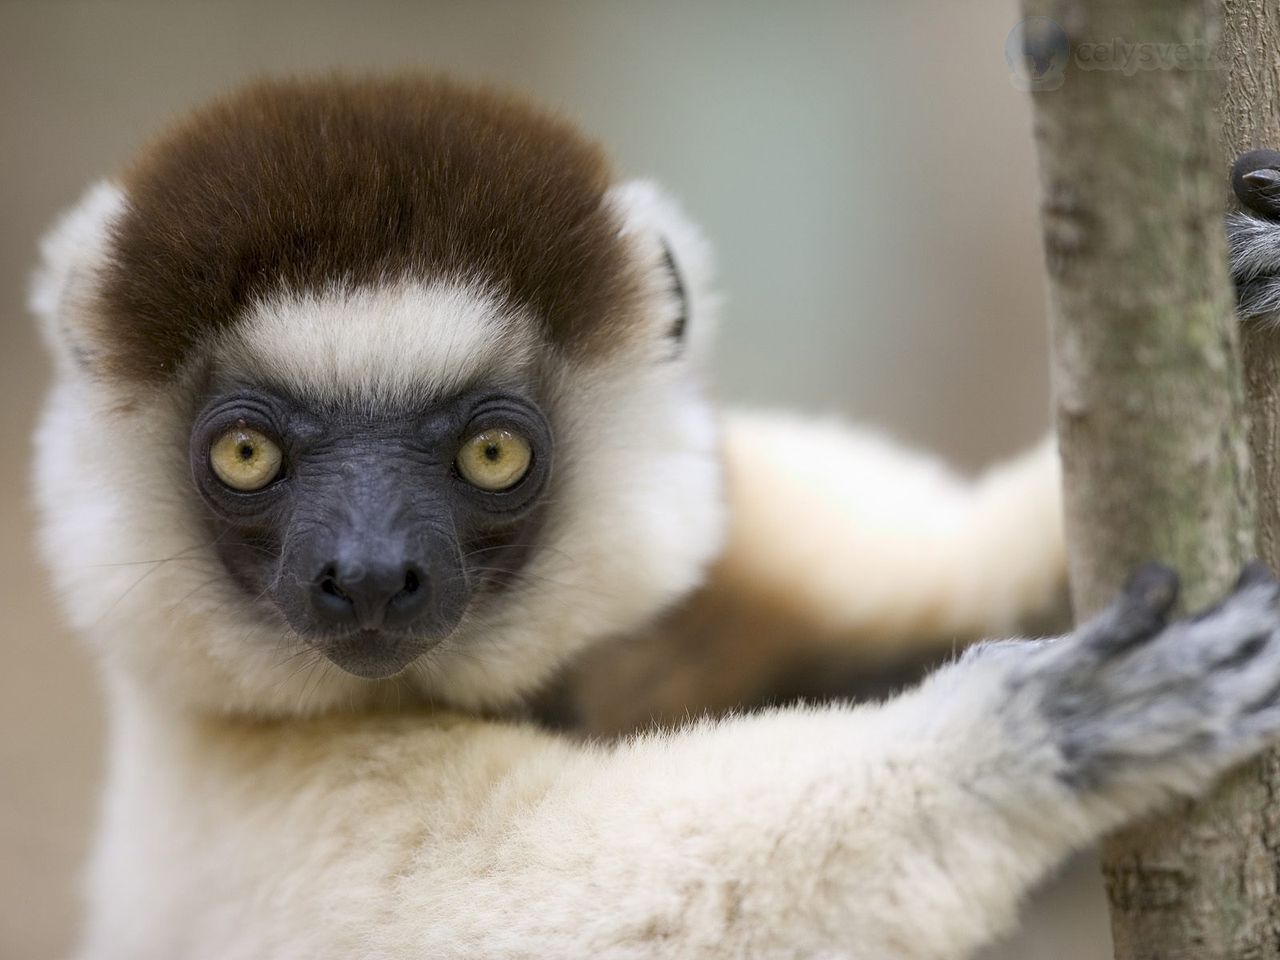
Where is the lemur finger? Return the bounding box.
[1238,669,1280,747]
[1045,573,1280,791]
[1180,579,1280,684]
[1210,620,1280,739]
[1234,560,1276,591]
[1242,674,1280,716]
[1205,632,1269,672]
[1189,560,1277,624]
[1081,562,1178,656]
[1230,154,1280,316]
[1232,149,1280,218]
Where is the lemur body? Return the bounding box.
[31,76,1280,959]
[551,421,1065,735]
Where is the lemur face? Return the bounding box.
[188,382,553,681]
[31,76,724,715]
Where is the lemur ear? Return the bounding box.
[29,180,127,378]
[658,238,688,345]
[605,180,719,363]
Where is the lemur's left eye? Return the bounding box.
[209,425,283,492]
[456,429,532,491]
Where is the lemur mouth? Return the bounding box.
[309,627,448,681]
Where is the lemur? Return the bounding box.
[30,74,1280,960]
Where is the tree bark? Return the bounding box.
[1221,3,1280,959]
[1227,0,1280,563]
[1023,0,1280,956]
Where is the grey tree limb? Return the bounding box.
[1023,0,1280,955]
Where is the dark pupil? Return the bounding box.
[483,443,502,462]
[238,444,255,461]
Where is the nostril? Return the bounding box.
[310,559,429,630]
[320,578,346,599]
[387,566,429,621]
[316,566,352,604]
[401,568,420,596]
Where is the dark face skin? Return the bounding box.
[189,386,553,679]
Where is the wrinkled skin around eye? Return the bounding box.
[188,388,554,679]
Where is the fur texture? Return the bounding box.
[35,76,1280,960]
[98,75,646,384]
[75,573,1280,960]
[547,417,1067,735]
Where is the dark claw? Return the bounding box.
[1232,149,1280,217]
[1086,563,1179,655]
[1244,170,1280,189]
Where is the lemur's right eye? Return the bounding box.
[209,424,283,492]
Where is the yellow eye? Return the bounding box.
[456,429,532,492]
[209,425,283,492]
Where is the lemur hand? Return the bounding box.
[971,563,1280,805]
[1229,149,1280,319]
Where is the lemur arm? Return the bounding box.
[553,413,1065,734]
[391,567,1280,960]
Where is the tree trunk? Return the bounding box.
[1227,0,1280,563]
[1222,3,1280,959]
[1023,0,1280,956]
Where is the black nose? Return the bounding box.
[311,558,430,631]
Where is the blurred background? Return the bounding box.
[0,1,1090,957]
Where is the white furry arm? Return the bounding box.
[719,410,1066,655]
[392,567,1280,960]
[410,698,1068,960]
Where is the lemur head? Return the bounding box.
[31,75,723,716]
